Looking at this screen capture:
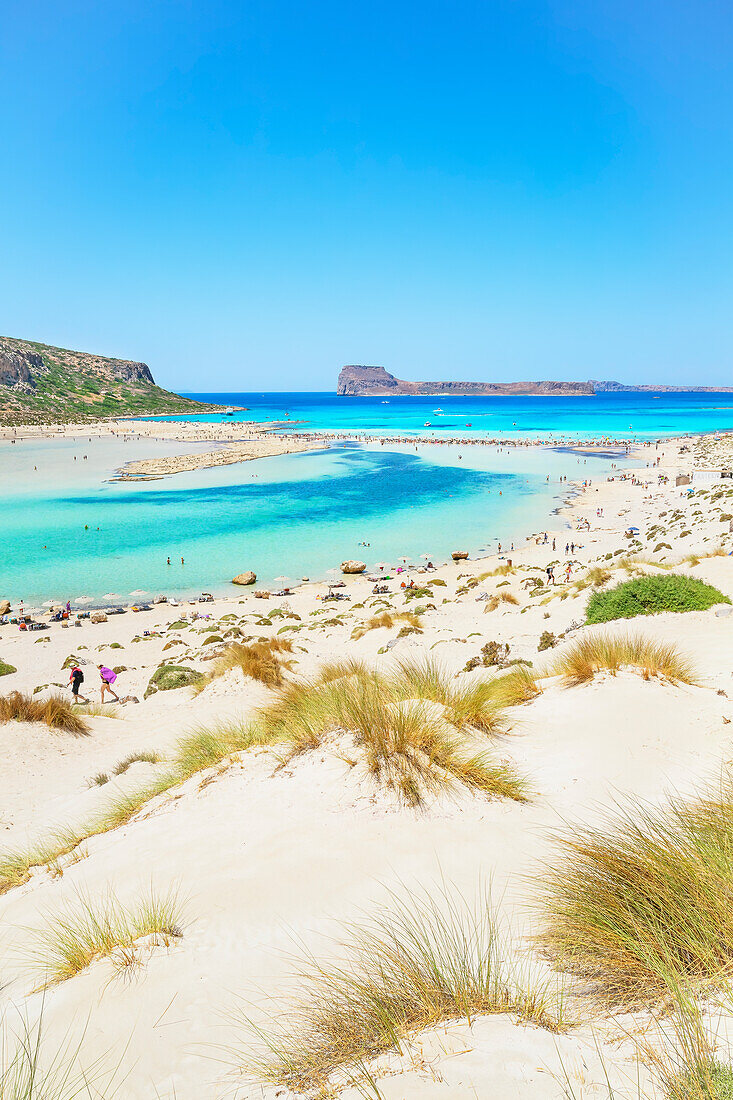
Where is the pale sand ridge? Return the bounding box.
[0,433,731,1097]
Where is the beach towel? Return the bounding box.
[99,666,117,684]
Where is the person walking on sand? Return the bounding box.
[69,664,88,704]
[98,664,119,703]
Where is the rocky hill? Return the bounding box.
[337,364,595,397]
[0,336,219,423]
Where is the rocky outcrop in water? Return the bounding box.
[337,366,733,396]
[337,365,595,397]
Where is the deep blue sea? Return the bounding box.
[2,389,731,605]
[177,389,733,441]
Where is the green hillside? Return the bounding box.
[0,336,218,423]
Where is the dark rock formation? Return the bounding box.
[337,365,595,397]
[112,360,155,384]
[0,347,43,389]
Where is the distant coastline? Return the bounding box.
[337,364,733,397]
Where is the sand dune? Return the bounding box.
[0,435,732,1097]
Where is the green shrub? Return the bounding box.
[144,664,204,698]
[404,586,434,601]
[586,574,729,625]
[0,661,16,676]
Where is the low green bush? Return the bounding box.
[586,574,729,625]
[0,661,16,677]
[144,664,204,698]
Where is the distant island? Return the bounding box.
[0,336,222,423]
[337,364,733,397]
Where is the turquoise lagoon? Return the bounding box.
[2,389,731,604]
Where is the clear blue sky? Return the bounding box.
[1,0,732,390]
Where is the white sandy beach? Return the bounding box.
[0,433,732,1098]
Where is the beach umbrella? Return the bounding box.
[74,595,93,604]
[274,576,290,584]
[103,592,119,601]
[130,589,148,597]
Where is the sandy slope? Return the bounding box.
[0,435,732,1097]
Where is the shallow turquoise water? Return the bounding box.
[0,437,624,605]
[3,387,731,605]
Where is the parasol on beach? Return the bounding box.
[103,593,119,601]
[273,576,290,585]
[130,589,148,597]
[74,595,93,604]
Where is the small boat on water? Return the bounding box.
[224,407,234,416]
[433,408,443,413]
[424,421,432,427]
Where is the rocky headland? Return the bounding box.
[338,363,733,396]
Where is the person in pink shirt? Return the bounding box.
[98,664,120,703]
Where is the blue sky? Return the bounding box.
[1,0,732,390]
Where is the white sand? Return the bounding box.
[0,435,732,1097]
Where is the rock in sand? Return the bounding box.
[341,560,366,574]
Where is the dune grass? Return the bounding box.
[558,981,733,1100]
[389,657,521,738]
[485,665,543,707]
[652,981,733,1100]
[0,717,265,895]
[111,751,161,776]
[250,659,528,805]
[245,884,563,1096]
[351,611,422,640]
[0,774,176,895]
[541,784,733,1007]
[0,692,89,735]
[259,665,527,806]
[172,718,277,781]
[0,658,528,896]
[74,701,121,719]
[476,564,516,580]
[0,1004,119,1100]
[550,632,696,686]
[29,888,183,986]
[586,573,729,624]
[194,637,295,692]
[484,591,520,612]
